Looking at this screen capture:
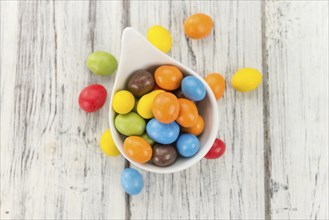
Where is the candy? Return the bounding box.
[147,25,172,53]
[152,92,180,124]
[146,118,180,144]
[176,98,198,128]
[78,84,107,112]
[124,136,152,163]
[181,115,204,136]
[154,65,183,90]
[115,112,146,136]
[205,73,225,100]
[140,133,155,146]
[152,144,178,167]
[181,76,206,101]
[204,138,226,159]
[112,90,135,114]
[137,90,164,119]
[231,68,262,92]
[121,168,143,195]
[100,129,120,156]
[110,64,218,169]
[127,70,155,97]
[86,51,117,76]
[184,13,213,39]
[176,134,200,157]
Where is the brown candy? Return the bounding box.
[127,70,155,97]
[152,144,178,167]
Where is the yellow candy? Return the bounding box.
[147,25,172,53]
[112,90,135,114]
[100,129,120,157]
[137,90,164,119]
[231,68,262,92]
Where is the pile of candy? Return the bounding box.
[78,13,262,195]
[113,65,208,167]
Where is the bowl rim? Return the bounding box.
[109,27,219,174]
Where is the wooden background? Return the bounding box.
[0,1,328,219]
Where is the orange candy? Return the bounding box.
[205,73,225,100]
[152,92,180,124]
[184,13,213,39]
[154,65,183,90]
[124,136,152,163]
[176,98,198,128]
[181,115,204,136]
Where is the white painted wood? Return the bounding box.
[0,1,126,219]
[265,1,328,219]
[1,1,328,220]
[128,1,265,219]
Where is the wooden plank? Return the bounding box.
[0,1,126,219]
[265,1,328,219]
[0,2,21,219]
[128,1,265,219]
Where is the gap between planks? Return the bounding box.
[122,0,132,220]
[261,1,272,220]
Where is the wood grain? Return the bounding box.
[0,0,328,220]
[128,1,265,219]
[265,1,328,219]
[0,1,127,219]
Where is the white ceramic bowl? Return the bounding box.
[109,27,219,173]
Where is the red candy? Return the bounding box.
[79,84,107,112]
[204,138,226,159]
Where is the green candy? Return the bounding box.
[140,133,155,146]
[86,51,117,76]
[115,112,146,136]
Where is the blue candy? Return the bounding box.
[176,134,200,157]
[181,76,206,101]
[146,118,180,144]
[121,168,143,195]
